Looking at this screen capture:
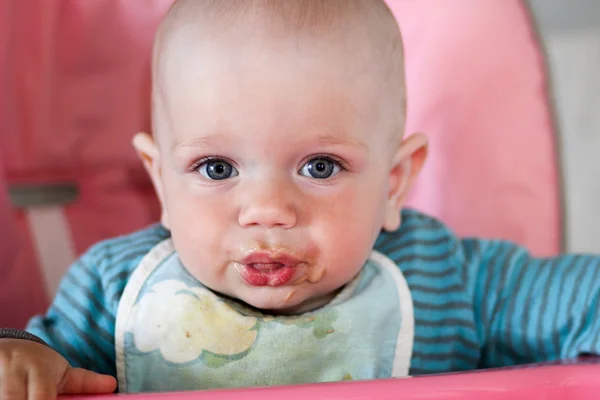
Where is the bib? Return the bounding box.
[115,240,414,393]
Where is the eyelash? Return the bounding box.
[189,155,349,176]
[302,154,349,172]
[190,156,235,172]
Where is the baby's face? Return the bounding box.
[144,24,423,313]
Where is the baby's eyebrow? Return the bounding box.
[310,134,368,149]
[171,135,226,151]
[172,133,368,151]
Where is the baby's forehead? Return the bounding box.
[151,0,406,144]
[154,0,402,70]
[158,0,396,33]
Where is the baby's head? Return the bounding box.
[134,0,427,314]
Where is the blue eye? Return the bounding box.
[299,157,341,179]
[197,159,239,180]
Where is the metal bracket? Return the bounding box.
[8,183,79,208]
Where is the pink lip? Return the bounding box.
[241,252,301,267]
[238,252,301,287]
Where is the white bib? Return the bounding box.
[115,239,414,393]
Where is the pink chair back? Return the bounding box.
[393,0,561,255]
[0,0,561,328]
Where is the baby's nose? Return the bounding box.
[237,183,297,229]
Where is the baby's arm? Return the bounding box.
[0,226,164,399]
[0,249,122,399]
[24,250,120,377]
[467,239,600,368]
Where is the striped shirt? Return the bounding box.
[26,209,600,379]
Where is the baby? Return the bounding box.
[1,0,600,398]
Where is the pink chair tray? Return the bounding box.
[63,358,600,400]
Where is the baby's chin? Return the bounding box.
[235,285,340,316]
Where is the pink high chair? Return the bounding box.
[2,0,595,398]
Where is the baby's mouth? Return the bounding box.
[237,252,300,287]
[248,262,286,271]
[238,263,297,287]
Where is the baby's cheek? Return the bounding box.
[169,197,229,267]
[328,186,384,252]
[315,203,374,262]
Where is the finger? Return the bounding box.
[27,369,56,400]
[58,368,116,395]
[0,368,27,400]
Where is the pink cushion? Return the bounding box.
[388,0,561,255]
[0,0,561,327]
[0,0,170,327]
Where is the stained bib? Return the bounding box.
[115,239,414,393]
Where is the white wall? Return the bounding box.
[528,0,600,253]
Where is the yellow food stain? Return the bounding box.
[291,275,307,285]
[308,264,326,283]
[284,289,297,302]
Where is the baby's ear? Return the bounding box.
[132,132,170,229]
[382,133,428,232]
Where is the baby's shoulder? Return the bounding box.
[373,208,491,279]
[374,208,460,257]
[80,224,171,284]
